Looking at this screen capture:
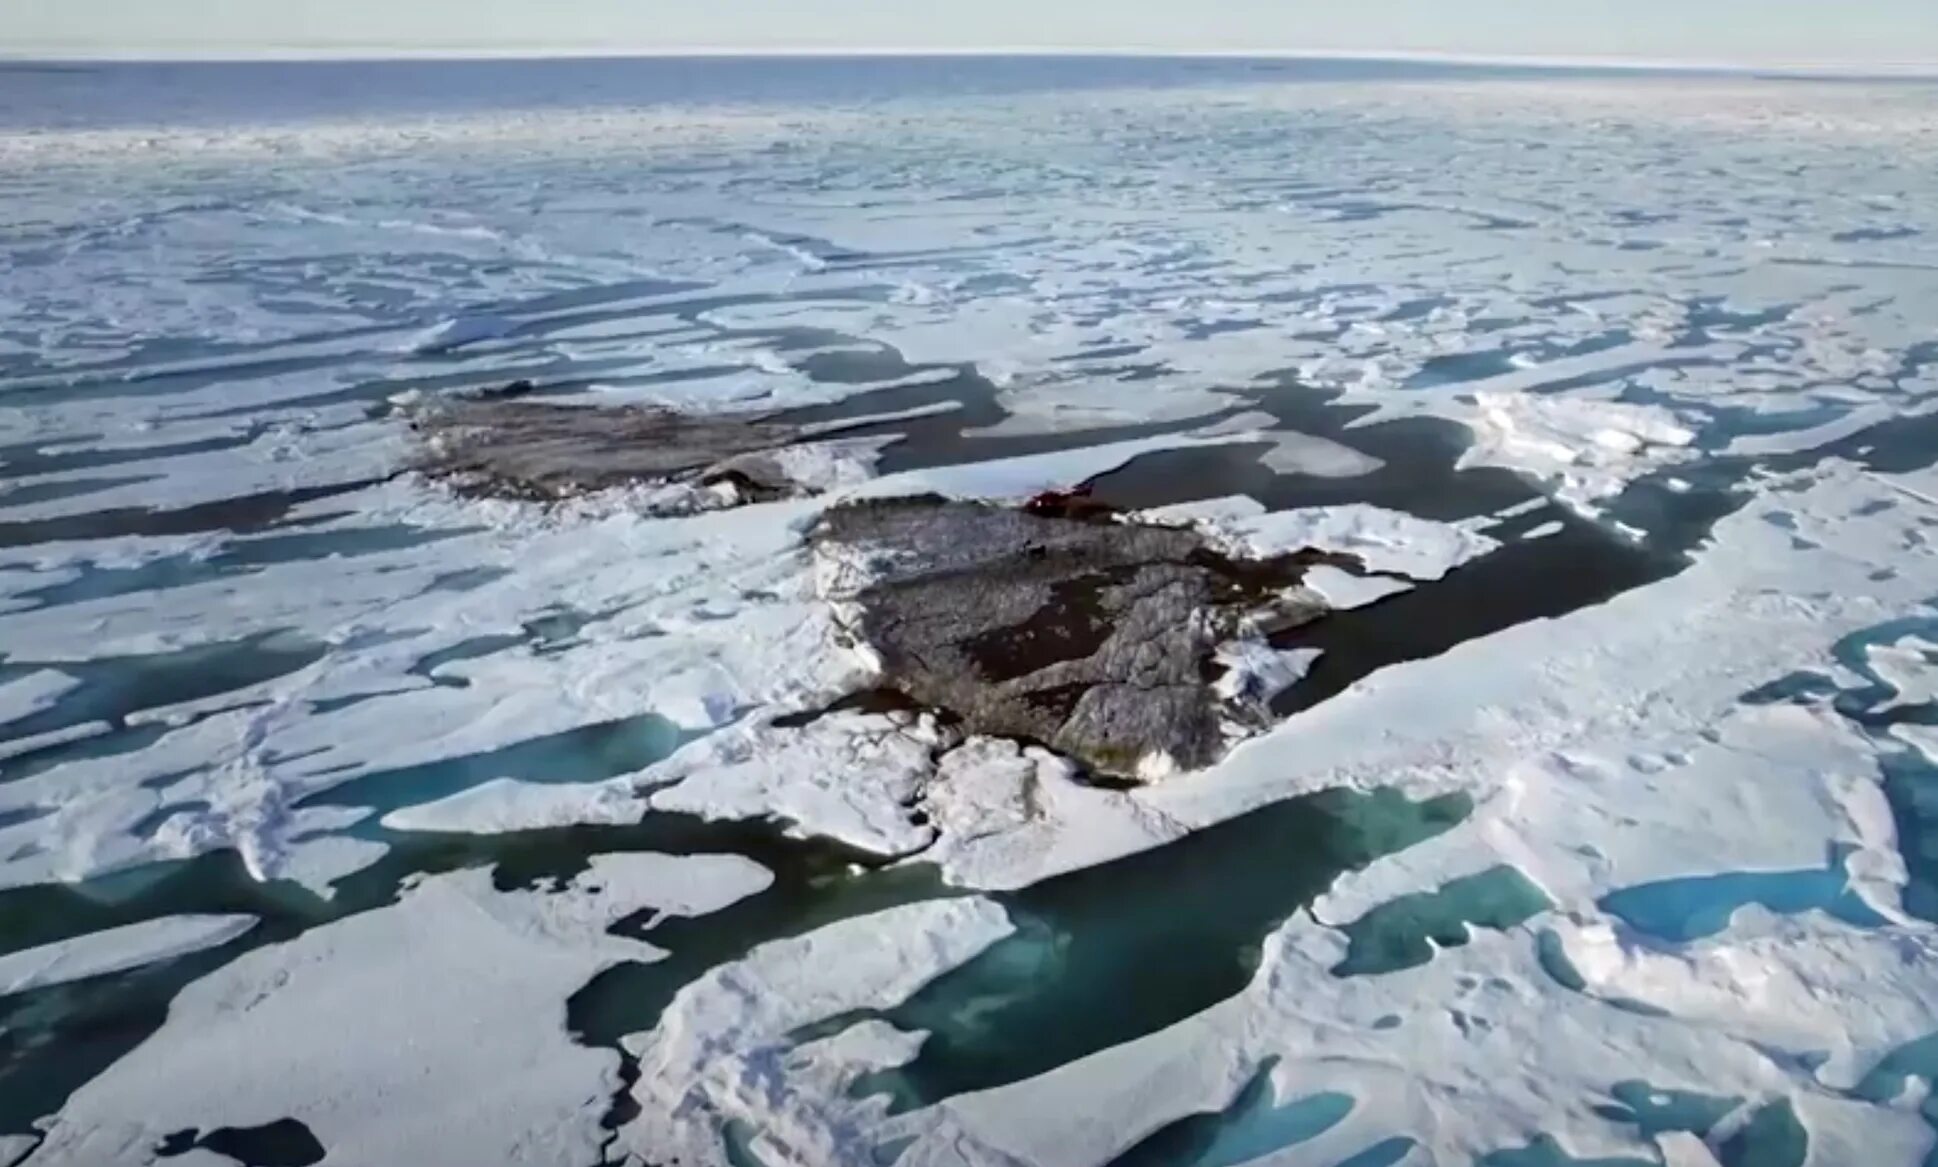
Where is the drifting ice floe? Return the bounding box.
[1461,391,1700,516]
[1138,495,1499,581]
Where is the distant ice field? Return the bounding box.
[3,56,1938,1167]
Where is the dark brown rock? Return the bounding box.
[409,397,806,502]
[813,495,1344,779]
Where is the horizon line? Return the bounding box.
[4,46,1938,79]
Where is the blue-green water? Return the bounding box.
[1333,865,1552,977]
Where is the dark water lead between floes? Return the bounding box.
[740,788,1471,1114]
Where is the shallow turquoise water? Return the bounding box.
[1597,852,1885,942]
[1333,864,1552,976]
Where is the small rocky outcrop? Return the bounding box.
[402,393,1368,780]
[405,394,860,507]
[813,494,1346,780]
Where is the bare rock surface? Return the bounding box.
[407,396,824,504]
[814,495,1344,779]
[403,394,1373,780]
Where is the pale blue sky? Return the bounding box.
[5,0,1936,66]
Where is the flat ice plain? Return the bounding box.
[3,54,1938,1167]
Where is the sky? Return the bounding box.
[4,0,1936,67]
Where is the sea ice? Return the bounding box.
[10,58,1938,1167]
[23,855,770,1167]
[0,915,257,998]
[647,710,950,856]
[1174,501,1500,581]
[402,313,515,354]
[1460,391,1699,515]
[0,670,80,733]
[619,897,1014,1167]
[378,775,641,835]
[1300,565,1412,609]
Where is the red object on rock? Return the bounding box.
[1024,483,1091,512]
[1023,483,1113,521]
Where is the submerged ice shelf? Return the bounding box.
[5,53,1938,1167]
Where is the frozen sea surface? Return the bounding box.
[3,55,1938,1167]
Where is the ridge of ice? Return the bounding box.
[620,897,1014,1167]
[0,915,258,997]
[647,711,950,857]
[1461,391,1701,515]
[402,313,515,354]
[1142,499,1500,582]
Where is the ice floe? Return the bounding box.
[23,855,770,1167]
[1141,496,1499,582]
[1460,391,1700,516]
[619,897,1014,1167]
[1299,564,1413,609]
[0,915,257,998]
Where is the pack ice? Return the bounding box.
[3,55,1938,1167]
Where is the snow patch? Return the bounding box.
[1213,640,1324,705]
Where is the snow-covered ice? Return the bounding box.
[1301,564,1413,609]
[24,855,770,1166]
[403,313,515,354]
[0,916,257,998]
[619,897,1014,1166]
[1461,391,1701,516]
[1165,499,1500,581]
[647,710,951,857]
